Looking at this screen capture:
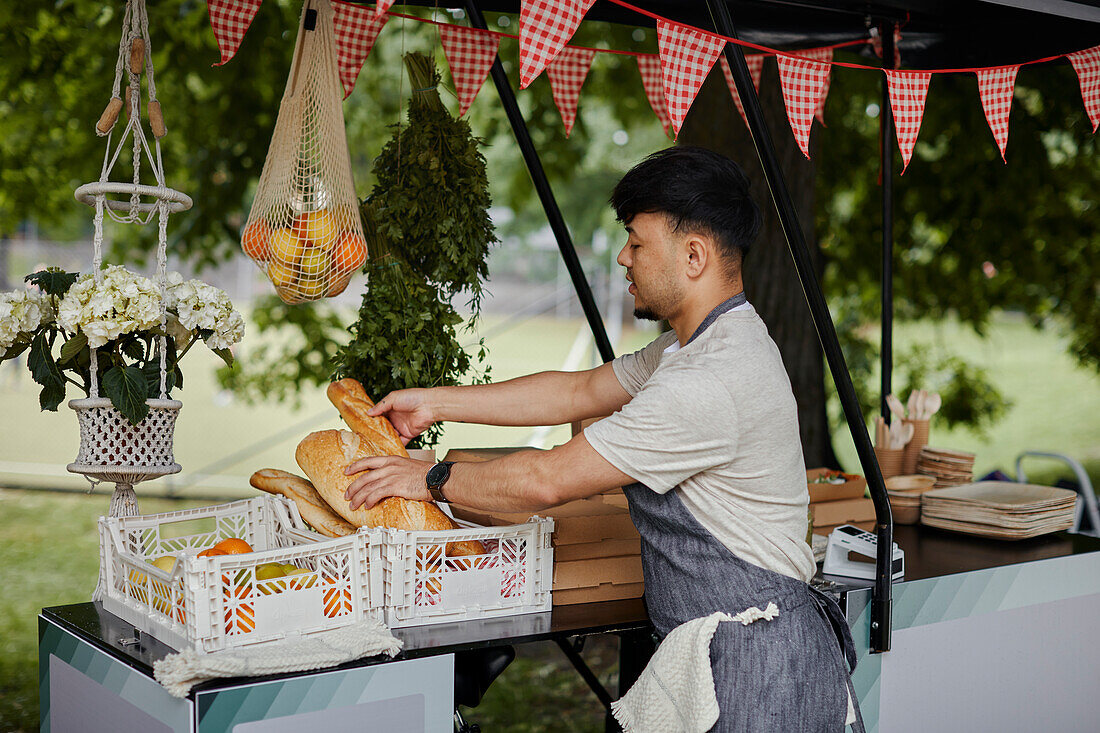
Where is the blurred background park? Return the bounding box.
[2,2,1098,731]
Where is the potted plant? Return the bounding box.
[1,266,244,492]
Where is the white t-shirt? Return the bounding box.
[585,304,815,582]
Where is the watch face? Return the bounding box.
[426,461,450,488]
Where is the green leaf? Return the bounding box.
[141,361,175,399]
[1,339,31,362]
[102,366,150,425]
[121,337,145,361]
[58,332,88,364]
[213,348,234,367]
[39,378,66,412]
[24,269,79,297]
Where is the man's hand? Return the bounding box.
[343,456,434,510]
[367,389,436,446]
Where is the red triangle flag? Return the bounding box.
[718,54,764,128]
[207,0,263,67]
[519,0,596,89]
[374,0,395,17]
[332,2,387,98]
[440,26,500,116]
[637,54,672,135]
[885,70,932,173]
[975,66,1019,162]
[547,47,595,137]
[794,48,833,124]
[656,21,727,137]
[776,54,831,159]
[1067,45,1100,133]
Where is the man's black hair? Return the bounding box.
[610,146,762,271]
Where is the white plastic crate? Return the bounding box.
[95,495,384,653]
[381,516,554,628]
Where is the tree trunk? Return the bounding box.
[679,63,840,469]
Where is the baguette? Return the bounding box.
[249,468,356,538]
[295,430,484,556]
[327,378,409,457]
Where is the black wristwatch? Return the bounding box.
[425,461,455,503]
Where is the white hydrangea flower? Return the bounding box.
[0,288,56,349]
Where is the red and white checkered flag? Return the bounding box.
[373,0,394,17]
[207,0,263,67]
[885,70,931,173]
[1067,45,1100,133]
[718,54,763,128]
[440,25,500,116]
[332,1,388,98]
[794,47,833,123]
[637,54,671,134]
[976,65,1019,162]
[656,21,726,137]
[519,0,596,89]
[547,47,595,136]
[776,54,831,159]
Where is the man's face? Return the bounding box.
[616,212,685,322]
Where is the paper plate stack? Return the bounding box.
[920,482,1077,540]
[917,447,975,487]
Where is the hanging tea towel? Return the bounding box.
[610,605,779,733]
[153,618,401,697]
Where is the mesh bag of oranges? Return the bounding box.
[241,0,367,303]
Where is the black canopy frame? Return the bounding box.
[349,0,1100,692]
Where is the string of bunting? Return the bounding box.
[207,0,1100,169]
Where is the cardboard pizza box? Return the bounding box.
[810,497,877,527]
[553,582,645,606]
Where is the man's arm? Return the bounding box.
[343,432,635,512]
[368,362,631,443]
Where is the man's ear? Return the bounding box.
[684,236,708,278]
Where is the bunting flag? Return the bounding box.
[718,54,764,128]
[656,21,727,136]
[207,0,263,67]
[637,54,672,134]
[1067,45,1100,132]
[373,0,395,17]
[547,47,595,136]
[332,2,388,98]
[440,26,500,116]
[885,70,932,173]
[519,0,596,89]
[794,47,834,123]
[776,54,831,158]
[976,65,1020,162]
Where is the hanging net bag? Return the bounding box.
[70,0,189,518]
[241,0,368,304]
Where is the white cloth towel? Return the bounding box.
[610,604,780,733]
[153,619,402,698]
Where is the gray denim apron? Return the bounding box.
[623,294,865,732]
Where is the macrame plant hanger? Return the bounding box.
[70,0,191,518]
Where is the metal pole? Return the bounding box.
[880,24,896,423]
[706,0,892,652]
[463,1,616,364]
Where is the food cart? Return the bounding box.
[36,0,1100,731]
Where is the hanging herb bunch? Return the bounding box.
[334,52,496,447]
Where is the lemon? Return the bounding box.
[151,555,176,574]
[269,228,303,264]
[300,210,338,250]
[298,247,329,279]
[268,259,297,288]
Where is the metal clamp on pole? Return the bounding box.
[705,0,893,652]
[463,0,616,364]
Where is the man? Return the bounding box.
[345,146,861,731]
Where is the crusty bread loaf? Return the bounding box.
[295,429,484,556]
[327,378,409,458]
[249,468,356,538]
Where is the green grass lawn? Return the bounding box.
[0,311,1096,731]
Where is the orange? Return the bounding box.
[213,537,253,554]
[269,228,304,265]
[326,272,352,297]
[241,219,271,262]
[297,210,339,250]
[197,547,228,558]
[331,232,367,274]
[322,586,352,618]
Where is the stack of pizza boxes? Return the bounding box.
[807,468,875,536]
[445,441,644,606]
